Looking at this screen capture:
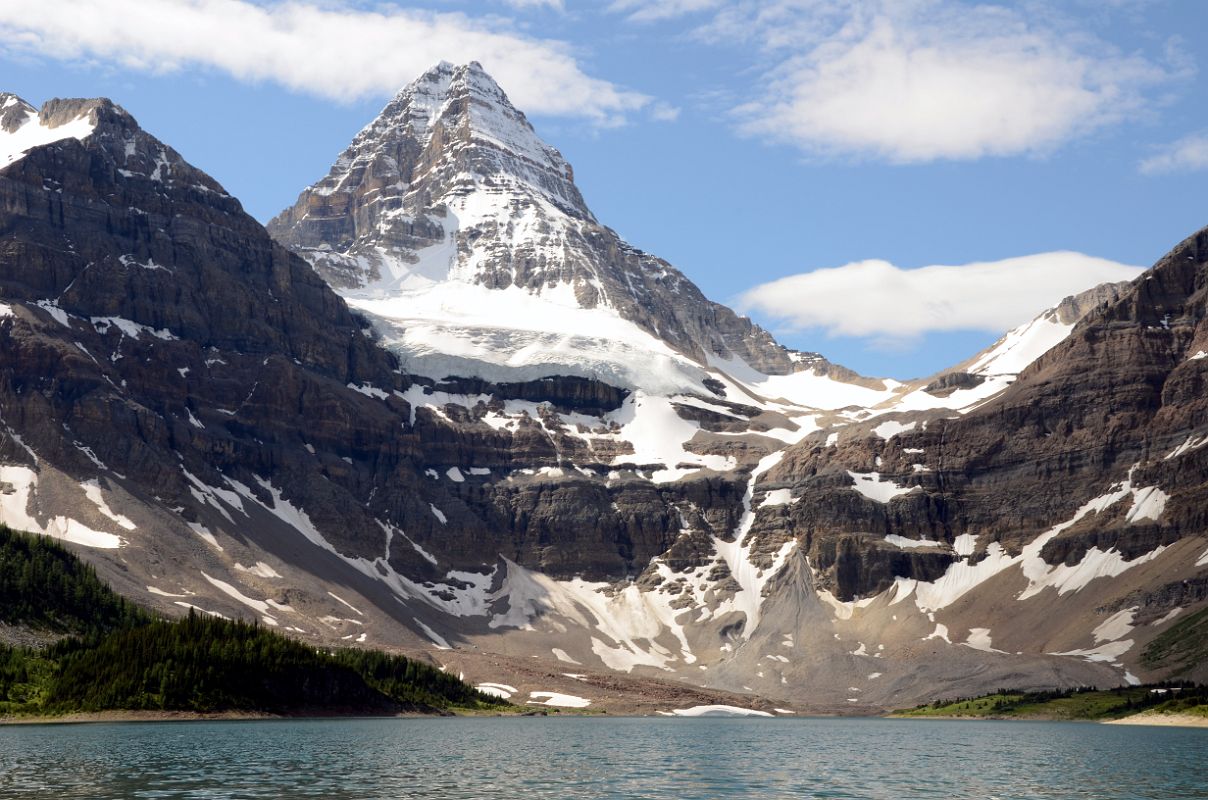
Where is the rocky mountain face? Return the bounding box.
[0,96,444,576]
[267,61,838,390]
[0,69,1204,714]
[738,231,1208,692]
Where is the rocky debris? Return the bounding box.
[922,371,984,396]
[0,622,62,649]
[1101,574,1208,624]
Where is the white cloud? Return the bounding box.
[1139,132,1208,174]
[705,1,1172,162]
[0,0,645,124]
[738,252,1142,339]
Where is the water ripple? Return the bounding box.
[0,717,1203,799]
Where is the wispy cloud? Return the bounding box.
[690,0,1174,162]
[738,252,1142,340]
[0,0,647,124]
[650,102,682,122]
[498,0,564,10]
[609,0,724,23]
[1139,132,1208,174]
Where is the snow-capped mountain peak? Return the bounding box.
[270,61,1132,433]
[269,62,838,394]
[289,60,585,223]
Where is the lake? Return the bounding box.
[0,716,1204,799]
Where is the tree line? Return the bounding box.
[0,524,507,716]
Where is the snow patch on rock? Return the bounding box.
[873,420,916,440]
[528,691,590,708]
[666,705,772,717]
[848,471,918,503]
[1,102,95,167]
[0,466,122,548]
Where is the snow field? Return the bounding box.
[0,102,95,167]
[528,691,590,708]
[663,705,772,717]
[0,466,122,548]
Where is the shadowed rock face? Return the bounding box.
[0,98,384,373]
[0,96,415,556]
[0,94,753,584]
[755,228,1208,601]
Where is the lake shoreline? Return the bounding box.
[887,712,1208,728]
[0,708,461,726]
[1102,712,1208,728]
[5,708,1207,728]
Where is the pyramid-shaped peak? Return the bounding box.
[269,62,828,386]
[406,60,495,91]
[391,62,506,105]
[334,60,578,201]
[382,61,532,140]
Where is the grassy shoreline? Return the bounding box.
[890,685,1208,726]
[1102,711,1208,728]
[886,711,1208,728]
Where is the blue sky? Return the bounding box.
[1,0,1205,379]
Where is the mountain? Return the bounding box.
[0,70,1204,714]
[0,94,432,637]
[748,226,1208,695]
[267,61,858,396]
[265,63,1206,700]
[0,89,806,713]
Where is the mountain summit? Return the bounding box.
[269,62,838,394]
[269,61,589,289]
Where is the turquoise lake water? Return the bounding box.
[0,716,1204,799]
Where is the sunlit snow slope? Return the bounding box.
[0,94,95,167]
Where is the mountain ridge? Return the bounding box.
[0,73,1203,712]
